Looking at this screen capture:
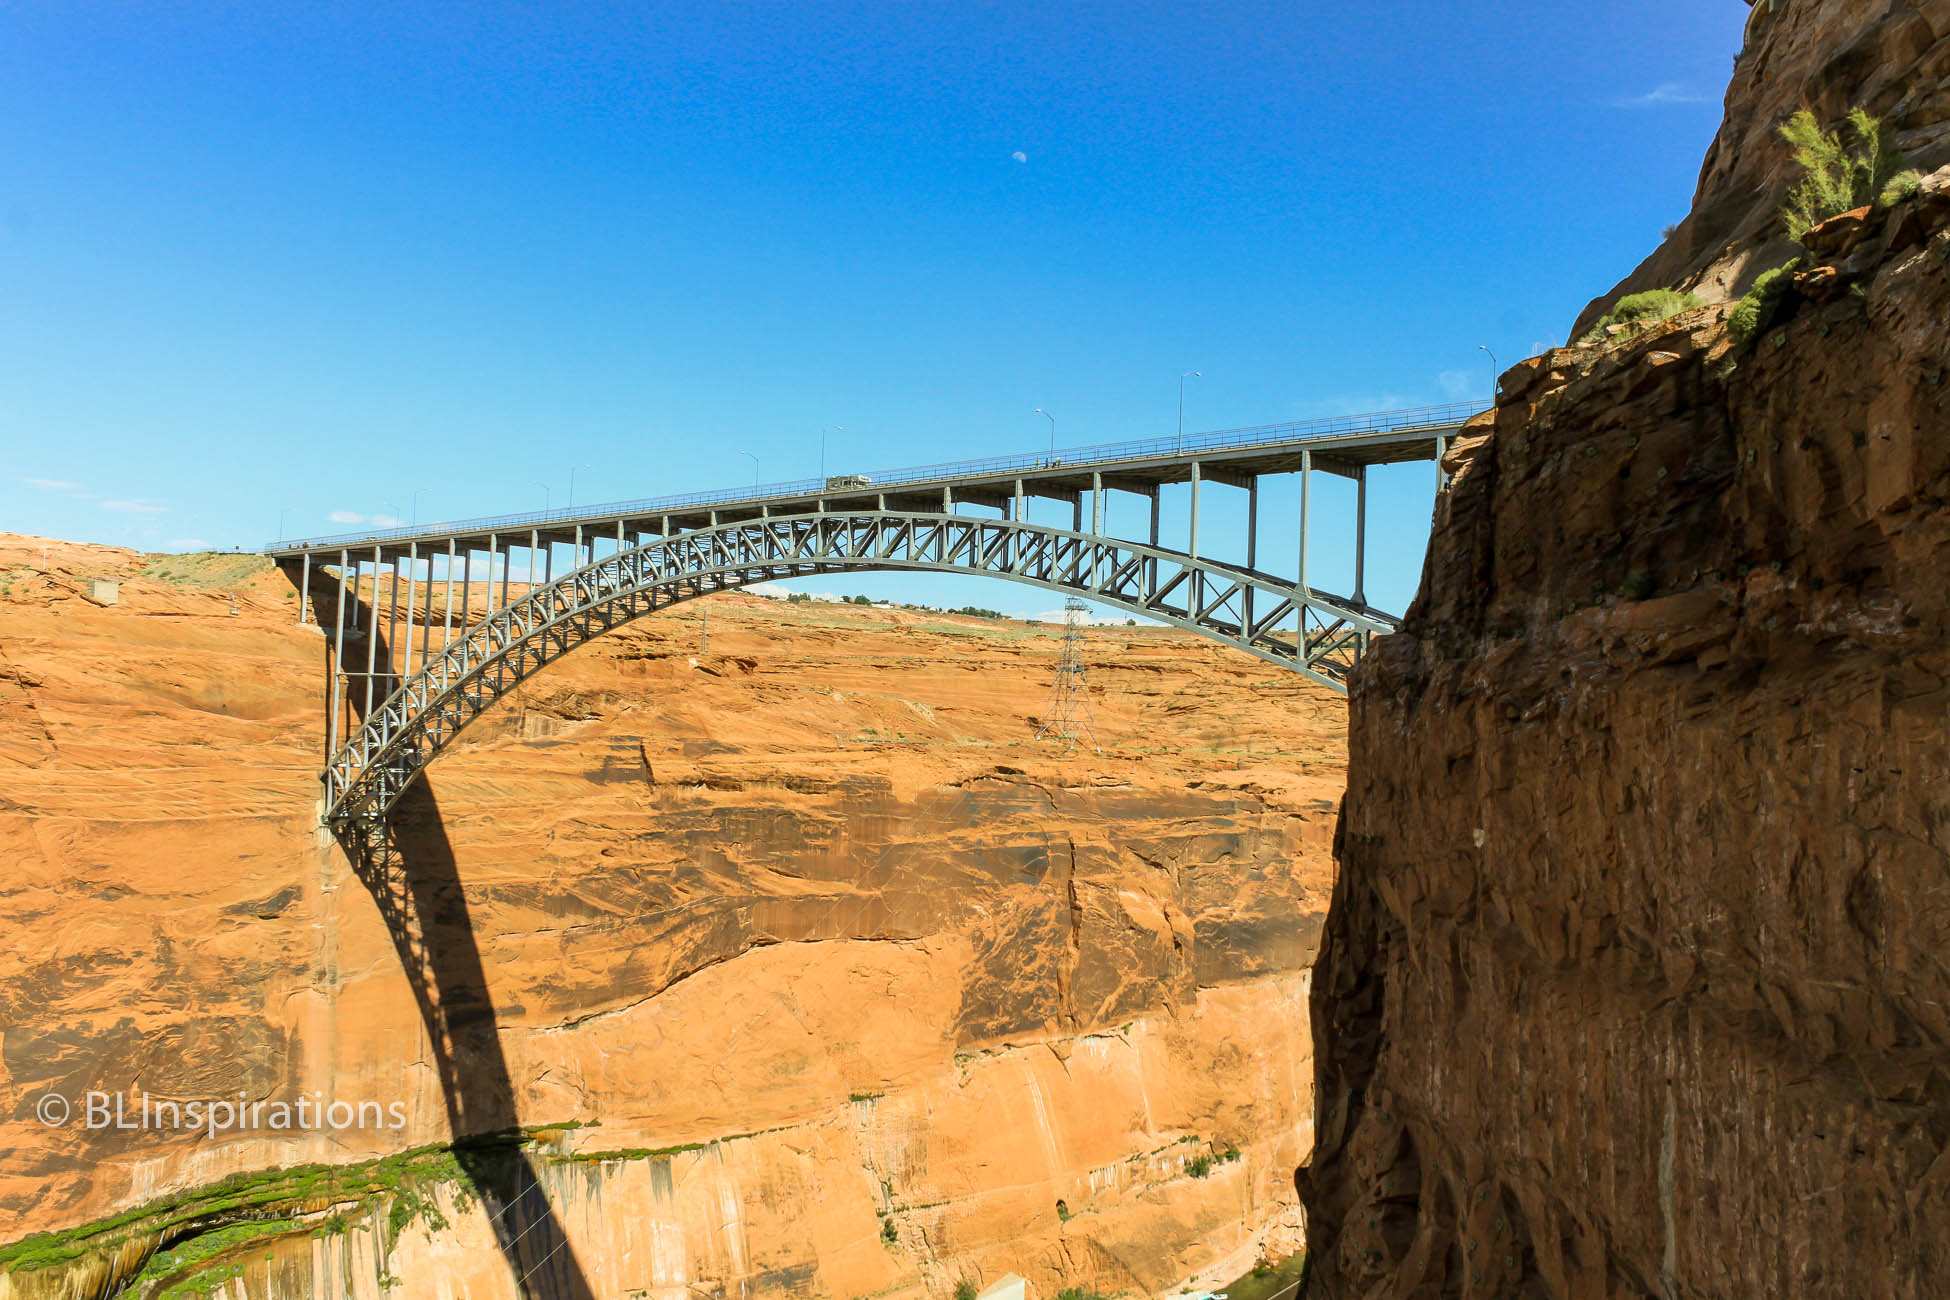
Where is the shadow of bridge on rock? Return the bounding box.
[297,565,596,1300]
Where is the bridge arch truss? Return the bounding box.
[316,510,1393,829]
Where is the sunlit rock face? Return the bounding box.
[1575,0,1950,335]
[1302,8,1950,1291]
[0,543,1341,1298]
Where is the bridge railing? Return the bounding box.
[269,400,1480,553]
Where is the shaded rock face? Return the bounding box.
[1301,149,1950,1300]
[1576,0,1950,335]
[0,544,1341,1298]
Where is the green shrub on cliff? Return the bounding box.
[1580,288,1706,343]
[1728,258,1803,349]
[955,1282,979,1300]
[1780,108,1916,240]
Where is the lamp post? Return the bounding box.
[1479,345,1500,399]
[821,426,843,481]
[740,451,759,485]
[382,502,402,528]
[277,507,291,541]
[567,464,590,508]
[534,482,550,511]
[410,488,431,526]
[1177,370,1202,452]
[1034,408,1056,458]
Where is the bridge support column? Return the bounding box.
[1298,450,1311,595]
[1244,476,1258,633]
[329,548,348,758]
[1013,478,1026,568]
[403,543,419,677]
[1146,486,1161,595]
[420,548,434,671]
[1354,465,1368,606]
[1435,434,1449,490]
[1299,450,1312,657]
[1189,462,1202,616]
[443,540,455,664]
[489,533,502,613]
[365,546,382,716]
[458,547,472,687]
[387,553,402,689]
[297,553,310,626]
[1091,472,1103,588]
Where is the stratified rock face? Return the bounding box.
[0,544,1341,1299]
[1575,0,1950,334]
[1302,163,1950,1300]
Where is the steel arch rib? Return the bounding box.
[322,512,1393,828]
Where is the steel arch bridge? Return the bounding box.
[322,511,1389,828]
[270,402,1475,829]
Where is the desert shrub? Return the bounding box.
[1728,258,1803,348]
[954,1282,979,1300]
[1186,1154,1215,1178]
[1581,288,1706,343]
[1780,108,1912,240]
[1056,1290,1110,1300]
[1881,168,1925,206]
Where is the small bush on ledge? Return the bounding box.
[1728,258,1803,349]
[1581,288,1706,344]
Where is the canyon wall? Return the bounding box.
[0,538,1339,1298]
[1302,6,1950,1293]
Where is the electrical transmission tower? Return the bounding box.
[1037,597,1102,754]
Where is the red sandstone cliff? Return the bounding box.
[1304,6,1950,1295]
[0,538,1336,1298]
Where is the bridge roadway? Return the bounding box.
[265,402,1477,829]
[266,402,1472,571]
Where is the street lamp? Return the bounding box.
[382,502,402,528]
[534,482,551,511]
[1479,345,1500,399]
[1177,370,1202,452]
[568,463,590,508]
[740,450,759,485]
[411,487,431,525]
[278,507,291,541]
[1034,408,1056,457]
[821,426,843,481]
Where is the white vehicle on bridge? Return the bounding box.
[824,473,873,491]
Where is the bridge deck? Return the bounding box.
[265,402,1478,562]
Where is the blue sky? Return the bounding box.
[1,1,1745,616]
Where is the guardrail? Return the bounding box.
[267,400,1480,553]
